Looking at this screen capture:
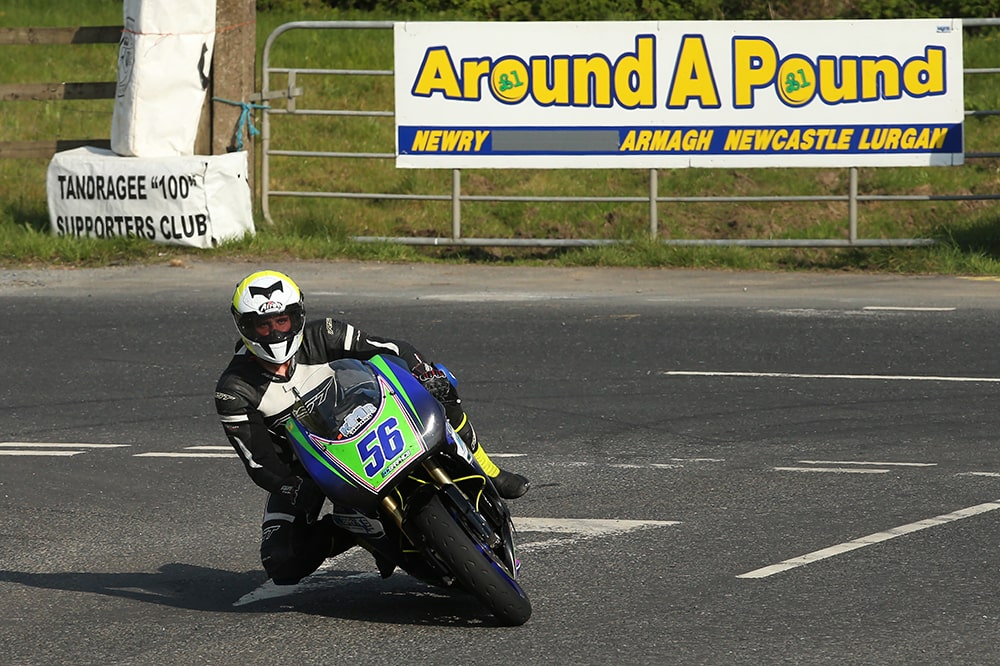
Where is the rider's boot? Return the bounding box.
[474,444,530,499]
[455,416,530,499]
[438,388,531,500]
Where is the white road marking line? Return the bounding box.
[508,517,680,551]
[0,450,83,457]
[664,370,1000,383]
[737,499,1000,579]
[0,442,130,448]
[775,466,890,474]
[796,460,936,467]
[233,517,679,606]
[0,442,130,457]
[134,452,237,458]
[672,457,725,463]
[233,569,380,606]
[585,458,720,467]
[421,292,572,302]
[862,306,956,312]
[137,448,519,459]
[645,297,702,303]
[516,517,679,535]
[958,472,1000,478]
[612,462,699,470]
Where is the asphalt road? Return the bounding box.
[3,261,1000,665]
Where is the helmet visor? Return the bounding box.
[235,302,305,345]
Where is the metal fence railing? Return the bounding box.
[260,19,1000,248]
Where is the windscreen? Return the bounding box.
[293,359,382,440]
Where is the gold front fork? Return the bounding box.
[379,458,456,533]
[381,493,405,531]
[421,457,453,487]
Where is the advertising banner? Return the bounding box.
[46,147,254,248]
[394,19,964,168]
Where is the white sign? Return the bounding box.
[394,19,965,168]
[46,147,254,248]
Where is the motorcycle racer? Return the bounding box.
[214,269,530,585]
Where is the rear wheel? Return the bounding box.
[411,493,531,626]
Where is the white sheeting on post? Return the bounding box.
[111,0,217,157]
[45,0,257,248]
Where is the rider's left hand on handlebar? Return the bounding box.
[411,362,453,401]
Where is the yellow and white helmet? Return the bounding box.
[230,270,305,364]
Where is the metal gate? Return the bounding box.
[259,19,1000,248]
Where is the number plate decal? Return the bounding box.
[307,376,426,491]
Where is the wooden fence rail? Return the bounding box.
[0,25,120,159]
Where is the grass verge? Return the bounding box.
[1,4,999,274]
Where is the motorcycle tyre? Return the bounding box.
[412,493,532,626]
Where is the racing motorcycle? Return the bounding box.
[283,354,531,626]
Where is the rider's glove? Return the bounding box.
[412,362,453,402]
[278,475,325,511]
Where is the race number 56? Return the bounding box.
[357,417,405,476]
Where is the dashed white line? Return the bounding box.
[672,457,725,463]
[0,442,130,456]
[420,292,570,302]
[775,459,936,475]
[133,447,521,459]
[665,370,1000,383]
[796,460,936,467]
[737,500,1000,579]
[0,442,130,448]
[134,452,236,458]
[862,306,956,312]
[0,450,83,457]
[775,466,890,474]
[135,445,236,458]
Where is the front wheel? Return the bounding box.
[411,493,532,626]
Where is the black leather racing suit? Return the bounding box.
[214,317,466,584]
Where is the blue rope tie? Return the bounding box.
[212,97,269,152]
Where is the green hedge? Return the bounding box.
[259,0,997,20]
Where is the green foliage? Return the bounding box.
[288,0,998,19]
[255,0,335,12]
[2,2,1000,273]
[0,0,122,25]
